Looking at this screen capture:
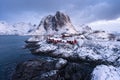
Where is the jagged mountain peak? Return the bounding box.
[54,11,71,24]
[39,11,72,29]
[35,11,77,35]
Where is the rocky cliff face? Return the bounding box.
[33,11,77,35]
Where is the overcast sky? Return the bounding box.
[0,0,120,32]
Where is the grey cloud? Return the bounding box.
[0,0,120,24]
[63,0,120,23]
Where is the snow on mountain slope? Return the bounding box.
[33,11,78,35]
[0,21,14,35]
[0,21,37,35]
[77,24,92,33]
[13,22,37,35]
[86,31,113,41]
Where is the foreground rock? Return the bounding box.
[91,65,120,80]
[12,58,94,80]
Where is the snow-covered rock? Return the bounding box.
[26,35,120,67]
[36,43,57,53]
[27,35,44,42]
[55,58,67,69]
[91,65,120,80]
[86,30,115,41]
[77,41,120,62]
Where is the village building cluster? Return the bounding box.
[46,33,80,45]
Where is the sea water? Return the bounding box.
[0,36,36,80]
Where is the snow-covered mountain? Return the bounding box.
[24,11,120,80]
[0,21,37,35]
[33,11,77,35]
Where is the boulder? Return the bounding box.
[12,58,94,80]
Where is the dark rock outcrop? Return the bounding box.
[12,58,94,80]
[53,11,71,27]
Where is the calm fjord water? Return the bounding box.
[0,36,36,80]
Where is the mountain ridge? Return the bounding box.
[0,21,37,35]
[33,11,77,35]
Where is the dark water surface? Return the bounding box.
[0,36,37,80]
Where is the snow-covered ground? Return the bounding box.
[29,35,120,63]
[92,65,120,80]
[26,34,120,80]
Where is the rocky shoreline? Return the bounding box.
[12,58,94,80]
[12,39,120,80]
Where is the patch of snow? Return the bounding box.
[91,65,120,80]
[40,70,58,78]
[55,58,67,69]
[77,47,102,60]
[36,43,57,52]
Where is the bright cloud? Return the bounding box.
[88,18,120,32]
